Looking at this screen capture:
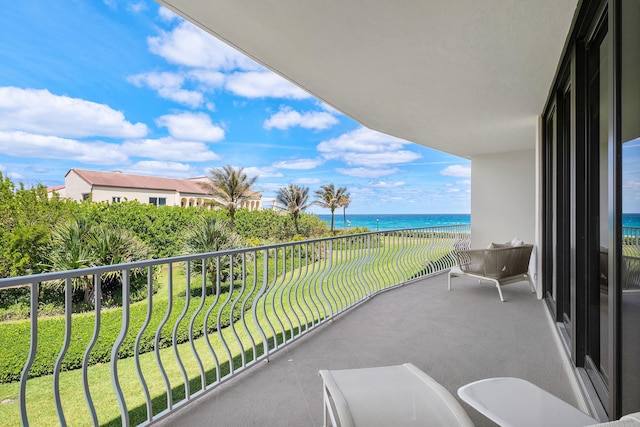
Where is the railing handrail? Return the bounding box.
[0,224,470,289]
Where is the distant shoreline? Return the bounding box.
[313,213,640,231]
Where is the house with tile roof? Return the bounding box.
[49,169,262,210]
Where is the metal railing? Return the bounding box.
[623,226,640,290]
[0,225,470,426]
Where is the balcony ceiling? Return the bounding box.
[156,0,578,158]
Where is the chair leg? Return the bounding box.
[495,282,505,302]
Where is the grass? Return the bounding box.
[0,234,459,426]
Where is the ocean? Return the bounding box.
[316,213,470,231]
[316,213,640,231]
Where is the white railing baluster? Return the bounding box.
[203,257,222,386]
[173,262,191,399]
[240,252,258,362]
[155,263,174,410]
[228,254,247,367]
[83,275,101,426]
[188,262,207,393]
[53,277,73,426]
[217,256,235,376]
[111,269,131,426]
[20,282,39,427]
[134,268,153,423]
[251,250,270,360]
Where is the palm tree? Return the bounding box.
[46,218,94,303]
[47,219,151,304]
[199,165,258,228]
[314,183,347,233]
[183,218,245,290]
[276,184,312,234]
[338,192,351,230]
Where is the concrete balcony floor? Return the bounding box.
[154,273,580,427]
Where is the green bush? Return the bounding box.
[0,274,256,383]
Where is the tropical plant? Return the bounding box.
[199,165,258,228]
[338,192,351,230]
[276,184,312,234]
[46,218,151,304]
[314,183,347,233]
[183,218,246,290]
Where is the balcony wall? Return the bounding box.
[471,149,536,249]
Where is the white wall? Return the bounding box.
[92,186,180,205]
[471,149,536,249]
[65,171,92,200]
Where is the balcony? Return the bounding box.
[0,225,584,426]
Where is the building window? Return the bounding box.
[82,193,90,201]
[112,197,121,203]
[149,197,167,206]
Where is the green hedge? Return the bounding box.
[0,278,256,384]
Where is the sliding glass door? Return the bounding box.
[584,13,610,405]
[543,0,640,418]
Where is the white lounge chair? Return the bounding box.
[318,363,474,427]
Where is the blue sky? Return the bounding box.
[0,1,472,214]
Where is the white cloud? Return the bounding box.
[188,69,226,90]
[295,178,321,185]
[440,165,471,178]
[127,72,204,108]
[243,166,283,178]
[256,182,285,193]
[339,151,421,168]
[7,172,25,180]
[371,181,405,188]
[158,6,179,22]
[124,161,197,178]
[336,167,399,178]
[264,107,338,130]
[318,127,421,169]
[155,112,225,142]
[0,131,128,165]
[127,2,147,13]
[0,87,148,138]
[272,158,324,170]
[121,137,220,162]
[318,127,408,154]
[457,179,471,185]
[226,71,310,99]
[624,180,640,190]
[148,21,259,71]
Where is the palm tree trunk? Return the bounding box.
[293,213,300,234]
[330,209,335,232]
[343,207,346,229]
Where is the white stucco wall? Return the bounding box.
[91,187,180,205]
[470,149,536,249]
[65,171,92,200]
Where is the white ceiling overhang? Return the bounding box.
[155,0,578,158]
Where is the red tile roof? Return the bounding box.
[66,169,260,197]
[47,185,65,193]
[68,169,211,195]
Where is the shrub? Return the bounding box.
[0,275,256,383]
